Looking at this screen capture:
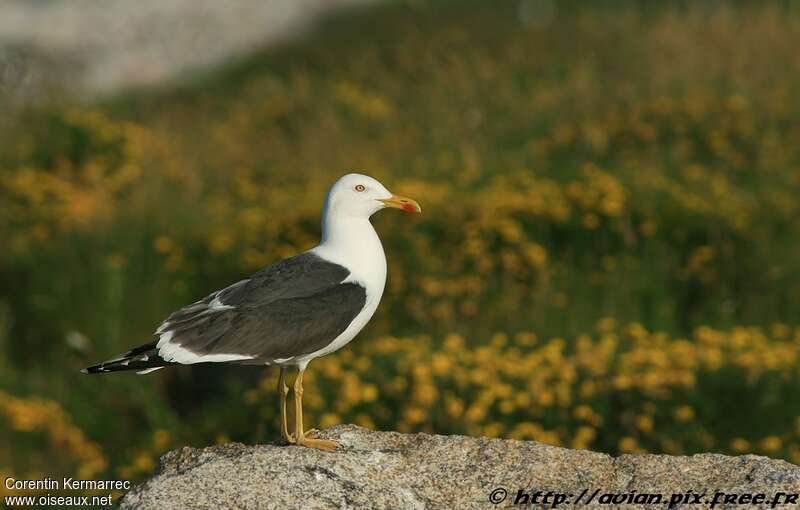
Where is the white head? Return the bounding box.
[322,173,421,220]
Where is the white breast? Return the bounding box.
[290,217,387,370]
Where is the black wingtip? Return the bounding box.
[82,364,106,374]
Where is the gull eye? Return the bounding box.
[355,184,366,192]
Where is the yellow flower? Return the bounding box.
[582,213,600,229]
[730,438,750,452]
[573,405,593,421]
[355,413,375,429]
[153,235,174,253]
[133,453,154,473]
[639,220,657,236]
[361,384,379,402]
[153,430,171,451]
[404,407,427,425]
[483,422,505,438]
[635,415,654,433]
[447,398,464,418]
[619,437,639,453]
[431,354,452,376]
[596,318,616,333]
[674,406,695,422]
[760,436,782,453]
[319,413,341,429]
[572,426,597,450]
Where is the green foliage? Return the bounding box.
[2,0,800,493]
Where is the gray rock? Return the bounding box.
[118,425,800,509]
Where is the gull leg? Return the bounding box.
[294,367,339,451]
[278,367,295,444]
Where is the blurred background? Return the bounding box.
[2,0,800,500]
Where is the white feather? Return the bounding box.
[136,367,163,375]
[209,293,234,311]
[156,330,255,364]
[290,221,387,368]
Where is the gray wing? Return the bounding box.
[155,252,367,362]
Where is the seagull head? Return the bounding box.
[324,173,421,219]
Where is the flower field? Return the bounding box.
[2,0,800,497]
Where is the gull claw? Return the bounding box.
[296,437,339,452]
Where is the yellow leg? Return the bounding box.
[278,368,295,444]
[294,367,339,451]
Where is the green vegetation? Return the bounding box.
[2,0,800,496]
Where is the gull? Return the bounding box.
[83,173,421,451]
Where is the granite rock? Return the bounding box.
[118,425,800,509]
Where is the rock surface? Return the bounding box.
[118,425,800,509]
